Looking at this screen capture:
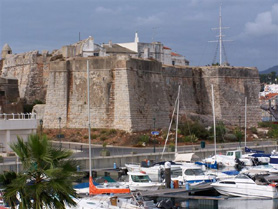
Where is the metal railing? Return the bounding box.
[0,113,36,120]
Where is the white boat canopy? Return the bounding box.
[174,153,199,163]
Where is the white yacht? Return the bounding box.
[119,172,164,191]
[67,194,158,209]
[211,173,278,198]
[125,161,182,182]
[171,165,217,189]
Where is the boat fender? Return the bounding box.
[170,181,174,189]
[269,183,277,187]
[140,171,146,174]
[185,182,190,190]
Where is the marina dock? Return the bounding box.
[116,187,226,201]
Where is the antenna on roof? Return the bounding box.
[208,4,232,66]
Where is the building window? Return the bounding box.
[94,53,99,56]
[172,61,175,66]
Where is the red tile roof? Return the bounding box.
[163,46,171,50]
[260,93,278,100]
[171,52,182,57]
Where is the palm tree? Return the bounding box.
[0,134,82,209]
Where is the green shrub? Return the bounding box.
[250,127,258,134]
[268,124,278,138]
[91,134,97,139]
[209,122,226,142]
[100,129,108,135]
[258,121,272,128]
[233,128,243,141]
[108,129,117,135]
[224,133,237,141]
[102,142,107,148]
[83,135,88,139]
[138,135,149,143]
[162,131,168,139]
[184,134,198,143]
[177,137,184,142]
[179,121,209,140]
[168,143,175,151]
[100,136,107,141]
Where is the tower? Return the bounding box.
[1,43,12,59]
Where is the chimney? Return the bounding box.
[108,40,112,48]
[135,32,139,43]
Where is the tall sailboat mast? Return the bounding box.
[244,97,247,147]
[87,60,93,194]
[175,85,181,157]
[211,84,217,157]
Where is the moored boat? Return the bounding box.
[171,164,217,189]
[119,172,164,191]
[211,173,278,198]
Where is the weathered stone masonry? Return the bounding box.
[42,55,260,131]
[1,51,50,104]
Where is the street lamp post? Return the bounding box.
[58,117,62,150]
[153,117,156,153]
[39,119,43,138]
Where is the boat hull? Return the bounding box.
[212,183,278,198]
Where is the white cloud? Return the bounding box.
[95,6,113,13]
[243,3,278,37]
[94,6,129,15]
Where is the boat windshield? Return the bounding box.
[131,175,151,183]
[235,174,250,179]
[184,169,204,176]
[226,152,234,156]
[171,168,182,178]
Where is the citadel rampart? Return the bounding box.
[42,55,260,131]
[1,51,51,104]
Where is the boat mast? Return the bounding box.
[87,60,92,192]
[209,4,232,66]
[211,84,217,157]
[244,97,247,147]
[161,92,178,159]
[175,85,180,157]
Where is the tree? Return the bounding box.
[234,127,243,145]
[0,134,81,209]
[209,121,226,142]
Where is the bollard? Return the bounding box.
[164,161,171,189]
[185,182,190,190]
[170,181,174,189]
[113,162,117,169]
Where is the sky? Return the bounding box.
[0,0,277,71]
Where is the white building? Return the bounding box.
[117,32,189,66]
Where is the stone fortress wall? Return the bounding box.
[43,55,260,131]
[0,36,261,132]
[1,50,51,104]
